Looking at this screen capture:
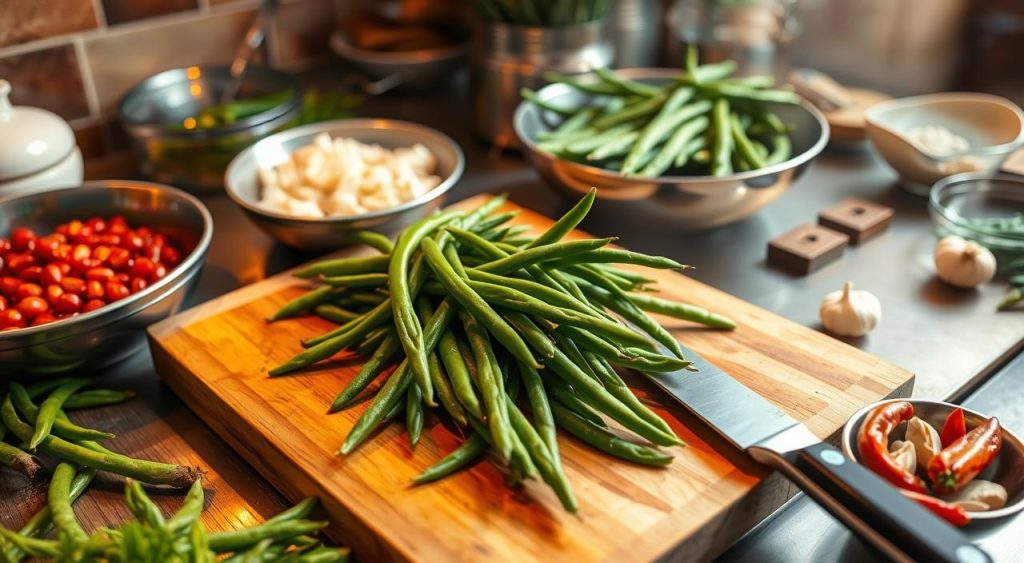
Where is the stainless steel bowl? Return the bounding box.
[0,181,212,377]
[513,68,830,229]
[119,65,301,192]
[224,119,464,250]
[329,29,468,91]
[841,399,1024,521]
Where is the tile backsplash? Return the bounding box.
[0,0,340,156]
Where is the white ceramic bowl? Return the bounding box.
[0,147,83,201]
[865,93,1024,194]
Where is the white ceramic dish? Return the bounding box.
[865,93,1024,195]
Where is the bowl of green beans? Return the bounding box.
[513,64,829,229]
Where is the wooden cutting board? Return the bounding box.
[148,197,914,562]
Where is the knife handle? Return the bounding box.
[749,442,991,563]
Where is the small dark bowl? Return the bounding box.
[842,399,1024,521]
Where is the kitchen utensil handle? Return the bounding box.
[749,442,991,563]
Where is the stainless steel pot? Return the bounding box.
[471,20,613,149]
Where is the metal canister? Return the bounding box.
[609,0,661,68]
[471,20,613,149]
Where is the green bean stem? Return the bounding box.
[30,379,91,449]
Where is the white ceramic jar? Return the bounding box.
[0,79,84,200]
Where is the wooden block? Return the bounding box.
[767,224,849,274]
[817,197,894,244]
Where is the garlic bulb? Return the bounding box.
[819,281,881,337]
[943,480,1008,512]
[906,417,942,469]
[934,235,996,288]
[888,440,917,474]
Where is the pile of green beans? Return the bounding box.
[523,48,798,178]
[268,188,736,511]
[471,0,610,26]
[0,471,348,563]
[1,379,199,488]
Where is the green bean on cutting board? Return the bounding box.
[261,191,736,510]
[524,47,797,177]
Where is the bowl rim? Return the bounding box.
[840,397,1024,520]
[863,92,1024,159]
[512,67,831,183]
[928,172,1024,250]
[223,118,465,225]
[329,29,468,64]
[0,180,214,342]
[117,64,303,139]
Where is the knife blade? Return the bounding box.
[645,342,991,563]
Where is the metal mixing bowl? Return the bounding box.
[0,181,212,377]
[119,65,301,192]
[224,119,463,250]
[842,399,1024,521]
[329,29,468,91]
[514,69,830,229]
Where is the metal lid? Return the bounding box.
[0,80,77,181]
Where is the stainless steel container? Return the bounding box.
[471,20,613,148]
[610,0,661,67]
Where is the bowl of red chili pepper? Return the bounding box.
[841,399,1024,525]
[0,180,212,375]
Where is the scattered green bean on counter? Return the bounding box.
[0,381,347,562]
[266,188,737,511]
[523,47,798,178]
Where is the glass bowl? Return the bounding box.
[929,173,1024,275]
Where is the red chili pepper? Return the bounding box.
[928,417,1002,494]
[940,407,967,448]
[857,401,930,493]
[899,490,970,527]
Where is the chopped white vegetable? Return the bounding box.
[907,125,970,157]
[257,132,441,218]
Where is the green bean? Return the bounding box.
[293,254,390,279]
[2,394,199,487]
[271,301,392,376]
[640,115,709,177]
[264,497,318,526]
[765,125,792,165]
[504,312,680,446]
[521,88,576,116]
[730,114,766,170]
[313,304,360,325]
[626,293,736,329]
[208,521,328,553]
[29,378,91,449]
[2,467,95,561]
[466,269,593,315]
[347,230,394,253]
[999,287,1023,311]
[0,528,59,559]
[167,479,205,533]
[269,286,339,322]
[585,352,674,436]
[459,310,514,461]
[412,433,488,485]
[552,403,673,466]
[349,291,386,306]
[125,478,166,528]
[621,92,703,174]
[48,462,87,542]
[506,396,577,512]
[550,248,687,270]
[542,73,622,95]
[319,273,388,289]
[422,238,538,369]
[586,131,639,160]
[469,211,518,234]
[405,385,424,448]
[561,123,636,154]
[556,324,688,372]
[704,82,801,104]
[592,66,662,97]
[340,299,456,454]
[540,108,601,145]
[474,237,614,275]
[10,383,115,443]
[437,329,483,421]
[546,379,607,427]
[390,212,461,404]
[0,436,41,478]
[527,187,596,249]
[710,98,733,176]
[518,361,557,463]
[25,378,68,398]
[592,91,669,130]
[691,61,738,83]
[63,389,135,410]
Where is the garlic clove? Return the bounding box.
[905,416,942,469]
[819,281,881,337]
[934,235,997,289]
[888,440,917,474]
[951,499,991,512]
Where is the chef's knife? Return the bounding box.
[646,343,991,563]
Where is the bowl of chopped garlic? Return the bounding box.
[225,119,464,249]
[865,93,1024,195]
